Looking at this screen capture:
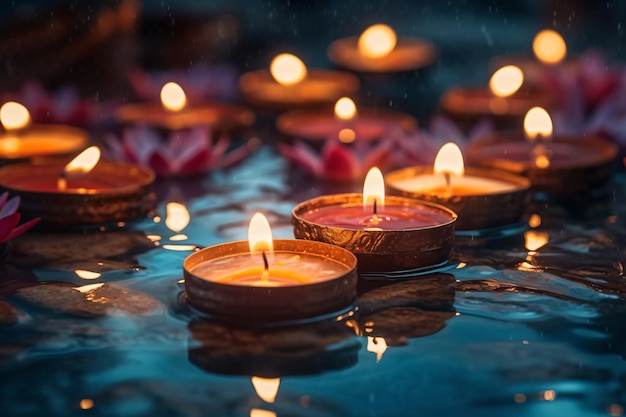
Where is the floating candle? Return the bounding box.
[490,29,569,87]
[292,167,457,272]
[276,97,416,143]
[184,213,357,322]
[238,53,359,109]
[0,101,88,163]
[0,147,155,227]
[440,65,552,131]
[116,81,254,134]
[327,24,436,73]
[386,143,530,231]
[465,107,618,194]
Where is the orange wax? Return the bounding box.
[422,185,491,196]
[191,251,350,287]
[0,125,88,159]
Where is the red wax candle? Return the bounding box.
[292,193,457,272]
[299,201,453,230]
[276,107,416,142]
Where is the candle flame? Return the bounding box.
[358,24,397,59]
[434,142,465,176]
[165,202,190,232]
[248,213,273,253]
[489,65,524,97]
[0,101,30,130]
[334,97,357,121]
[367,336,388,363]
[270,53,307,86]
[251,376,280,403]
[533,29,567,65]
[524,107,553,141]
[160,82,187,112]
[61,146,101,187]
[363,167,385,209]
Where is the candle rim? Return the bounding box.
[184,239,358,288]
[293,193,457,232]
[385,165,531,197]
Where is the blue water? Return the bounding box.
[1,147,625,417]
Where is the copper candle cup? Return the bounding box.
[184,239,358,323]
[0,160,155,227]
[385,166,531,231]
[292,194,457,273]
[466,134,618,195]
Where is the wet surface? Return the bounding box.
[0,147,624,416]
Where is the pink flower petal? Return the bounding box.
[0,213,20,243]
[321,142,360,181]
[277,142,322,177]
[179,149,212,176]
[148,151,172,176]
[3,217,40,243]
[0,196,20,218]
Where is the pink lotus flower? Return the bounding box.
[128,65,239,105]
[277,116,493,181]
[389,115,494,167]
[1,80,94,126]
[277,138,394,182]
[0,192,40,245]
[105,125,250,177]
[542,50,623,115]
[549,53,626,155]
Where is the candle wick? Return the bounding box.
[373,199,377,215]
[57,172,68,191]
[444,172,451,188]
[262,251,269,271]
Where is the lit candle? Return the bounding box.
[386,143,530,231]
[490,29,568,87]
[465,107,618,194]
[292,167,457,272]
[238,53,360,109]
[0,101,88,162]
[276,96,416,143]
[184,213,357,322]
[115,81,254,134]
[328,24,436,73]
[0,147,155,227]
[440,65,552,130]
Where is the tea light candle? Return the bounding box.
[276,97,416,143]
[184,213,357,323]
[386,143,531,231]
[116,82,255,134]
[0,146,155,227]
[465,107,618,194]
[490,29,569,87]
[238,53,360,109]
[292,167,457,273]
[440,65,552,131]
[0,101,88,164]
[327,24,436,73]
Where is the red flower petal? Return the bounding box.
[3,217,40,243]
[0,213,21,243]
[322,142,360,182]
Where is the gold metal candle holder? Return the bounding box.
[0,124,89,165]
[385,166,531,231]
[276,107,417,142]
[440,86,553,131]
[184,239,358,323]
[292,194,457,273]
[238,69,360,110]
[465,134,618,195]
[0,161,155,227]
[115,103,255,135]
